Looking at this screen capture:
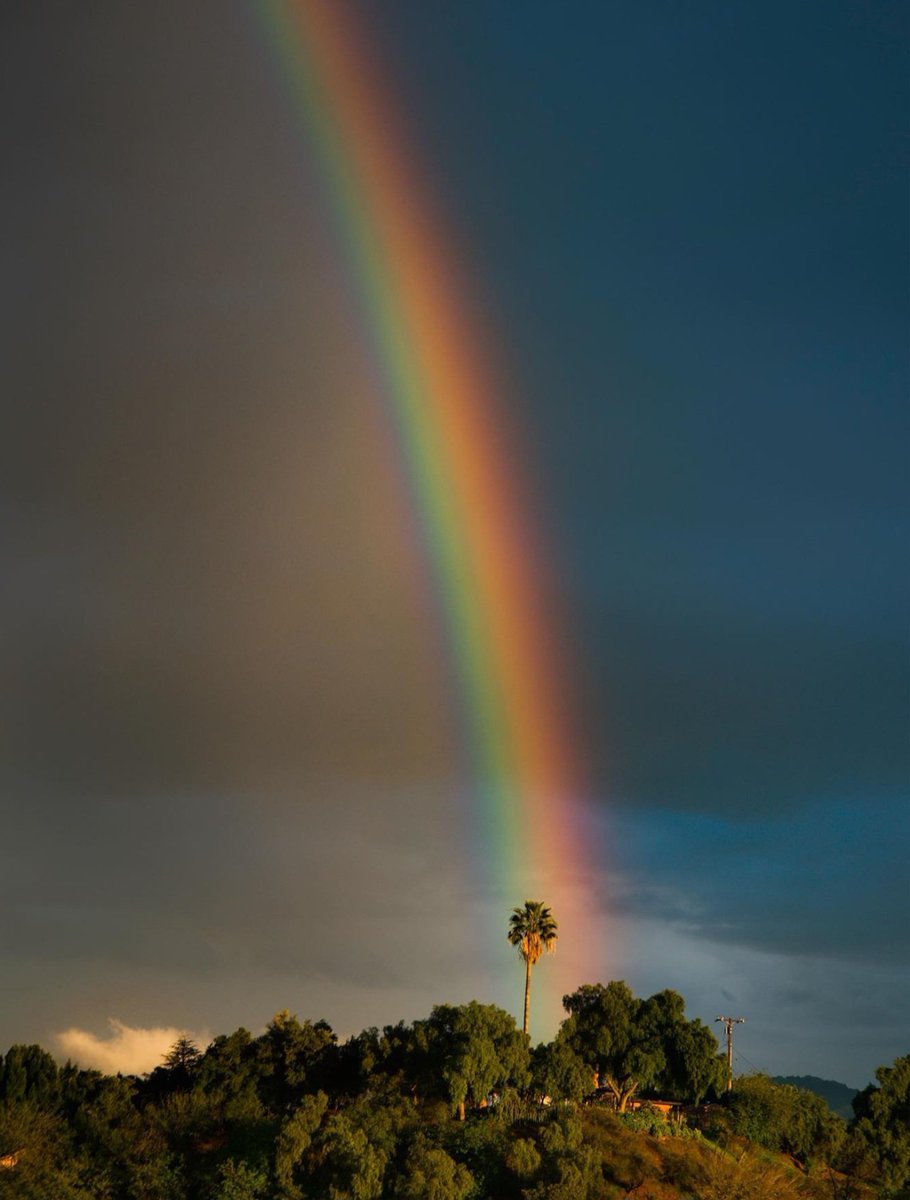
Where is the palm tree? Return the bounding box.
[507,900,558,1036]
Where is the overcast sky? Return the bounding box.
[2,0,907,1089]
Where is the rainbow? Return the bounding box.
[254,0,611,1034]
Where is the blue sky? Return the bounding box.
[1,0,907,1086]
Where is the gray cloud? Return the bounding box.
[1,0,906,1094]
[574,584,907,820]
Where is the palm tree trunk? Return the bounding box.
[523,957,532,1035]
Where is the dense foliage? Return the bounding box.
[0,987,901,1199]
[846,1054,910,1195]
[555,983,724,1110]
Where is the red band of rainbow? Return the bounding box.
[254,0,613,1035]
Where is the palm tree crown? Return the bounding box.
[508,900,558,964]
[507,900,558,1035]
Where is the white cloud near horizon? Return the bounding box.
[54,1018,210,1076]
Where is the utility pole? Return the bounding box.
[715,1016,745,1092]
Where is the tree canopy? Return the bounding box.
[848,1053,910,1193]
[556,982,724,1109]
[0,994,896,1199]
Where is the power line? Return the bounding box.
[734,1048,764,1076]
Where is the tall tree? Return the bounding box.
[507,900,558,1035]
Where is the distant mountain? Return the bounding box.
[774,1075,859,1120]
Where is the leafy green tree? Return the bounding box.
[275,1091,328,1199]
[215,1158,269,1200]
[725,1074,792,1148]
[393,1137,474,1199]
[303,1092,416,1199]
[60,1060,183,1197]
[507,900,558,1035]
[527,1113,603,1200]
[558,982,722,1109]
[309,1099,417,1200]
[376,1004,529,1118]
[438,1118,513,1199]
[505,1136,542,1181]
[422,1002,530,1120]
[155,1027,274,1179]
[849,1053,910,1194]
[558,981,647,1110]
[725,1073,845,1166]
[258,1011,336,1112]
[195,1028,266,1124]
[376,1020,437,1103]
[0,1102,92,1199]
[530,1039,594,1103]
[672,1014,726,1103]
[785,1086,845,1165]
[125,1153,187,1200]
[0,1045,61,1109]
[313,1112,389,1199]
[61,1066,165,1197]
[635,989,723,1102]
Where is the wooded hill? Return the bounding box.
[0,982,906,1199]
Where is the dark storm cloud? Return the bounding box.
[1,0,906,1084]
[2,775,475,989]
[373,1,909,831]
[581,589,907,816]
[2,0,454,793]
[610,797,909,965]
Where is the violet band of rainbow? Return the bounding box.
[254,0,610,1029]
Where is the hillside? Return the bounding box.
[0,1088,880,1200]
[774,1075,859,1121]
[0,991,905,1198]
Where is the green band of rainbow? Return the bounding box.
[254,0,612,1032]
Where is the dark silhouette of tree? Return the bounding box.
[163,1037,203,1074]
[141,1035,204,1100]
